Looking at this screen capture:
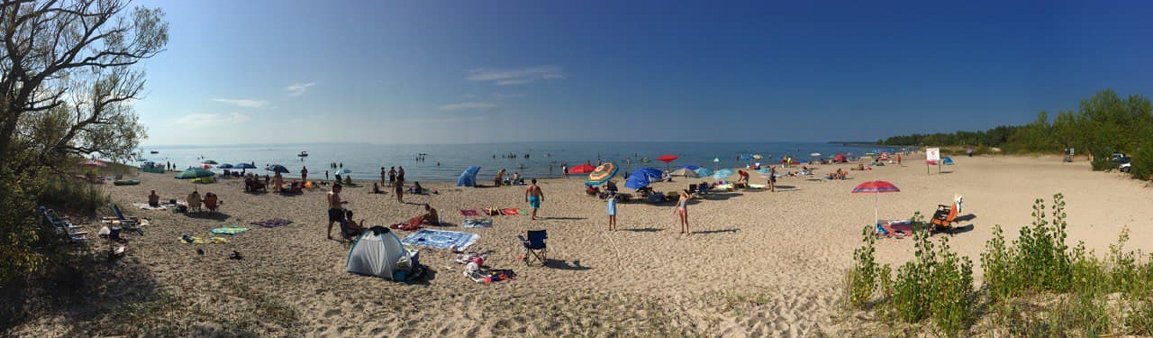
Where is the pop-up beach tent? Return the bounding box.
[457,166,481,187]
[346,226,414,280]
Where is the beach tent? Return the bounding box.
[176,167,215,179]
[834,154,847,163]
[713,168,734,180]
[942,156,955,165]
[670,168,700,178]
[694,167,713,177]
[346,226,413,280]
[457,166,481,187]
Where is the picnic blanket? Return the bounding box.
[249,218,293,228]
[463,218,493,228]
[402,229,479,251]
[211,227,249,235]
[460,209,480,217]
[132,203,167,211]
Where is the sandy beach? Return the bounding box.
[12,154,1153,337]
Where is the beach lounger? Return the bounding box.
[105,204,145,236]
[39,206,89,244]
[519,230,548,266]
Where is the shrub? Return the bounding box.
[37,177,109,214]
[885,223,974,335]
[847,225,880,309]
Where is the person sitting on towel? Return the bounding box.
[420,204,439,225]
[148,190,160,207]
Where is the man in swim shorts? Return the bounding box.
[525,178,544,220]
[326,184,348,240]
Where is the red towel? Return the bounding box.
[460,209,480,217]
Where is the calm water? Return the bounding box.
[138,142,899,182]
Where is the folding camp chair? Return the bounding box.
[518,230,548,266]
[930,203,959,233]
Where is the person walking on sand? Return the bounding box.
[526,178,544,220]
[326,184,348,240]
[607,192,618,231]
[394,178,404,203]
[674,189,690,234]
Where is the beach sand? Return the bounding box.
[12,154,1153,337]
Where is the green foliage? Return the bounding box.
[1127,300,1153,335]
[36,178,110,214]
[0,168,42,282]
[881,90,1153,177]
[848,226,880,308]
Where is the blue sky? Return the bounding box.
[135,0,1153,145]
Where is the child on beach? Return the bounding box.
[674,189,689,234]
[607,193,618,231]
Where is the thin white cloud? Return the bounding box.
[212,98,269,108]
[467,66,564,85]
[173,113,251,128]
[285,82,316,96]
[438,102,497,111]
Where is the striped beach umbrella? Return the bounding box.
[587,162,619,186]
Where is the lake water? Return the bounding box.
[138,142,899,182]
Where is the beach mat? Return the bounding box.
[132,203,167,211]
[460,209,480,217]
[463,218,492,228]
[402,229,479,251]
[211,227,249,235]
[250,218,293,228]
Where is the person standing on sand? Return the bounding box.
[397,166,406,183]
[674,189,690,234]
[561,163,568,178]
[525,178,544,220]
[301,166,308,182]
[607,192,618,231]
[380,167,386,185]
[768,167,777,192]
[388,167,397,187]
[394,179,404,203]
[325,170,329,181]
[326,184,348,240]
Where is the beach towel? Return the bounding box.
[179,234,228,244]
[402,229,479,251]
[211,227,249,235]
[463,218,492,228]
[501,208,520,216]
[132,203,167,211]
[713,184,734,191]
[748,184,766,189]
[391,217,424,231]
[249,218,293,228]
[460,209,480,217]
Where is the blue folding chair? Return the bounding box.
[518,230,548,266]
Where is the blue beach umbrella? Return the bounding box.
[682,165,701,171]
[713,168,734,180]
[625,171,651,190]
[635,167,663,180]
[234,163,257,169]
[266,164,290,174]
[217,163,234,169]
[337,168,353,175]
[694,167,713,177]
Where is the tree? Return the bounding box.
[0,0,166,281]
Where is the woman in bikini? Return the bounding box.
[674,189,690,234]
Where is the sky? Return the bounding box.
[133,0,1153,146]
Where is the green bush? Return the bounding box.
[37,177,109,214]
[847,225,880,308]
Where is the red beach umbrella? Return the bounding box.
[656,154,678,163]
[569,164,596,174]
[851,180,900,229]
